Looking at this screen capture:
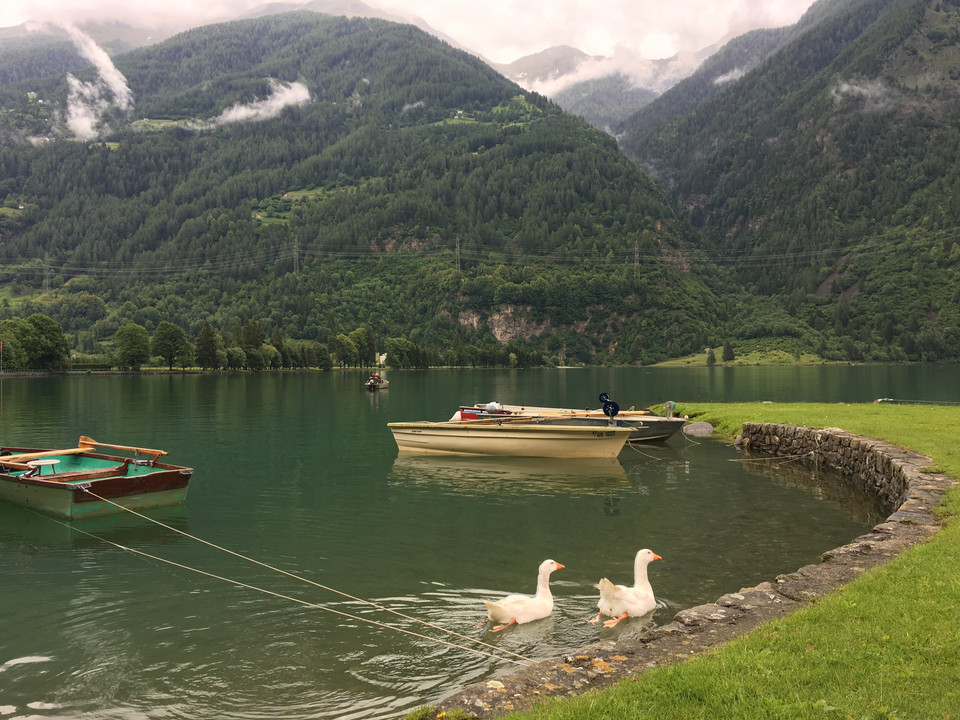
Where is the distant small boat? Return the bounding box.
[365,375,389,390]
[0,436,193,520]
[387,417,634,458]
[456,402,686,443]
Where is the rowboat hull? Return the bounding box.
[458,404,685,443]
[388,421,633,458]
[0,446,193,520]
[537,416,686,443]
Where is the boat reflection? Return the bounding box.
[0,501,192,550]
[389,455,629,496]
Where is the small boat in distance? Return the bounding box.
[365,373,389,390]
[0,436,193,520]
[388,417,634,458]
[455,400,686,443]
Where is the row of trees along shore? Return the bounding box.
[0,313,548,371]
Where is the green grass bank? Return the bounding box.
[422,402,960,720]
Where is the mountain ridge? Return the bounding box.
[1,1,959,367]
[0,12,723,366]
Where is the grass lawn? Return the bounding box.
[655,350,828,366]
[438,403,960,720]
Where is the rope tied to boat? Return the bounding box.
[70,489,537,667]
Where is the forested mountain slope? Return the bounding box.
[0,13,725,366]
[619,0,960,362]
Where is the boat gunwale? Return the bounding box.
[1,447,194,490]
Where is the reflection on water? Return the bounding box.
[0,371,910,720]
[389,455,629,496]
[0,502,193,550]
[737,452,888,524]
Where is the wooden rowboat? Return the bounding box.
[0,436,193,519]
[388,417,634,458]
[455,403,686,443]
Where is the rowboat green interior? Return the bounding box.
[6,453,148,478]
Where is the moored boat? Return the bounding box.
[455,401,686,443]
[387,417,634,458]
[364,373,389,390]
[0,436,194,520]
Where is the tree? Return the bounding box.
[114,323,151,370]
[195,321,220,370]
[152,321,189,370]
[270,326,289,367]
[0,317,32,370]
[722,340,735,362]
[175,341,195,370]
[245,347,266,371]
[316,346,333,370]
[225,346,245,369]
[385,337,416,368]
[349,327,376,367]
[240,319,265,351]
[26,314,70,370]
[334,333,359,367]
[706,347,716,366]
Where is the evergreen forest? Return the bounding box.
[0,0,958,370]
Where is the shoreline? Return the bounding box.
[432,423,956,718]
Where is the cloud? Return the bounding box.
[36,22,136,139]
[213,81,312,124]
[63,23,134,109]
[831,78,903,113]
[2,0,819,67]
[524,45,705,97]
[713,67,746,85]
[65,74,107,139]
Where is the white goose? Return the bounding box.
[482,559,565,632]
[589,549,661,628]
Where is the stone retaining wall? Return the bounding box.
[736,422,940,520]
[434,424,956,719]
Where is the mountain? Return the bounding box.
[614,25,794,170]
[551,73,659,133]
[0,12,723,366]
[2,0,959,368]
[0,1,469,91]
[0,21,179,88]
[618,0,960,361]
[238,0,472,54]
[493,44,716,131]
[491,45,596,88]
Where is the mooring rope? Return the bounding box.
[73,490,536,666]
[62,521,529,666]
[624,443,665,460]
[728,452,813,463]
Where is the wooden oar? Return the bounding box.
[449,413,611,426]
[78,436,168,457]
[0,447,90,464]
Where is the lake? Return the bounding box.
[0,364,954,719]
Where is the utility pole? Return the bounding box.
[456,235,461,272]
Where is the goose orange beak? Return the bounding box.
[653,553,662,561]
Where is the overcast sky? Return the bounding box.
[1,0,815,64]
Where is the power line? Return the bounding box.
[2,226,955,279]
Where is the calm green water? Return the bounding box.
[0,365,950,719]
